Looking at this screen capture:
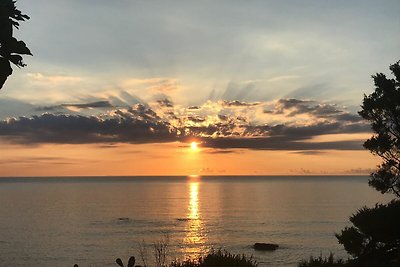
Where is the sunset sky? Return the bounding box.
[1,0,399,176]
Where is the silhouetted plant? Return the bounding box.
[116,256,136,267]
[112,250,257,267]
[335,200,400,266]
[153,234,170,267]
[298,253,347,267]
[359,60,400,197]
[0,0,32,89]
[137,239,149,267]
[333,61,400,266]
[170,249,258,267]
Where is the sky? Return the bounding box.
[1,0,399,176]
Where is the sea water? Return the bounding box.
[0,176,392,267]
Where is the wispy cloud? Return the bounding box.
[36,101,113,112]
[27,73,83,84]
[121,78,180,93]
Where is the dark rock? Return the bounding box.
[176,218,191,221]
[253,242,279,251]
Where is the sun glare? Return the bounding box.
[190,142,198,151]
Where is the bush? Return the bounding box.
[298,253,347,267]
[335,200,400,266]
[170,249,258,267]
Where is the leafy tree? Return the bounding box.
[334,61,400,266]
[335,200,400,266]
[359,61,400,197]
[0,0,31,90]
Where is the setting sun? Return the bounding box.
[190,142,198,151]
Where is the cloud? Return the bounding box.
[222,100,260,107]
[345,168,374,174]
[0,97,370,151]
[204,149,239,154]
[27,73,82,84]
[121,78,180,93]
[156,98,174,108]
[291,150,326,155]
[0,156,76,166]
[11,0,399,110]
[0,97,37,119]
[187,116,206,123]
[272,99,342,116]
[0,105,177,144]
[64,101,113,109]
[200,137,363,151]
[264,98,364,125]
[36,101,113,112]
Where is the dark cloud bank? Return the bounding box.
[0,99,369,151]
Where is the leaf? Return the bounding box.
[127,256,135,267]
[0,37,32,56]
[9,38,32,55]
[8,54,25,67]
[0,57,13,90]
[116,258,124,267]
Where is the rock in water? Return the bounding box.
[253,243,279,251]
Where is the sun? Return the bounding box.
[190,142,198,151]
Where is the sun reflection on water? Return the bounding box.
[189,182,199,220]
[183,180,207,259]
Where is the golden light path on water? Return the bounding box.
[183,176,207,258]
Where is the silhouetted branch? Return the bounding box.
[0,0,31,90]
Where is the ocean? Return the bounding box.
[0,176,392,267]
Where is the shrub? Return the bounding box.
[170,249,258,267]
[298,253,347,267]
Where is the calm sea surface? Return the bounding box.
[0,176,392,267]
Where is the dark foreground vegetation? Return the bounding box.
[74,250,258,267]
[298,254,347,267]
[300,60,400,266]
[0,0,32,89]
[170,250,258,267]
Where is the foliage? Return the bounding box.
[335,200,400,266]
[137,239,149,267]
[298,253,347,267]
[330,61,400,266]
[0,0,32,89]
[359,61,400,197]
[116,256,136,267]
[108,250,257,267]
[153,234,170,267]
[170,250,258,267]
